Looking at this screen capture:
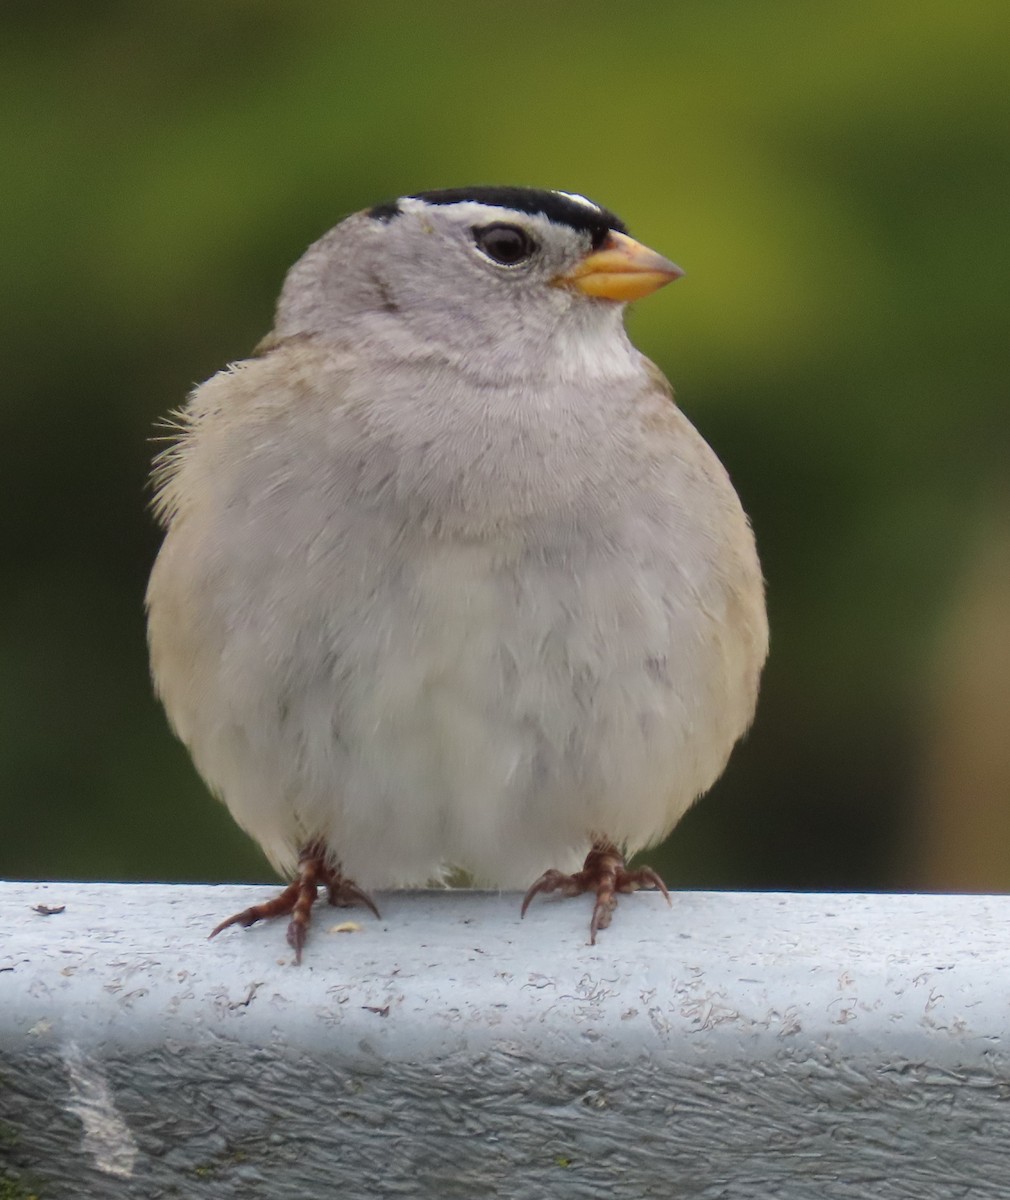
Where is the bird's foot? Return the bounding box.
[520,840,671,944]
[209,841,380,964]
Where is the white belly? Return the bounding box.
[150,498,763,887]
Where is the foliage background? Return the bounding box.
[3,1,1008,892]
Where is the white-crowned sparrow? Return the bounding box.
[147,186,768,961]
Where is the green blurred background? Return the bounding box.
[3,1,1008,892]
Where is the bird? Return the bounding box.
[146,186,768,963]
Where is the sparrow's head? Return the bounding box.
[273,186,682,379]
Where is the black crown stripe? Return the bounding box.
[368,186,627,246]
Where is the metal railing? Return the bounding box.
[3,882,1009,1198]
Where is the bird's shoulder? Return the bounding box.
[626,355,745,508]
[185,333,362,434]
[150,334,357,525]
[629,353,690,446]
[632,352,678,417]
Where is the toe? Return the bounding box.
[327,878,381,920]
[286,916,309,964]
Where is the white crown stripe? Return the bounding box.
[553,191,603,214]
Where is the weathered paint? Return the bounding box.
[2,883,1009,1198]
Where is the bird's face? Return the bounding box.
[274,187,682,381]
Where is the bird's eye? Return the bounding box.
[473,224,536,266]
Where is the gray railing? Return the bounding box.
[3,882,1009,1198]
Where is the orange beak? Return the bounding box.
[554,230,683,302]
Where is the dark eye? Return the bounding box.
[473,223,536,266]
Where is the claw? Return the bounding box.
[209,880,301,939]
[521,841,670,944]
[208,841,379,964]
[327,878,381,921]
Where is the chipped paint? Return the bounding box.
[61,1043,138,1179]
